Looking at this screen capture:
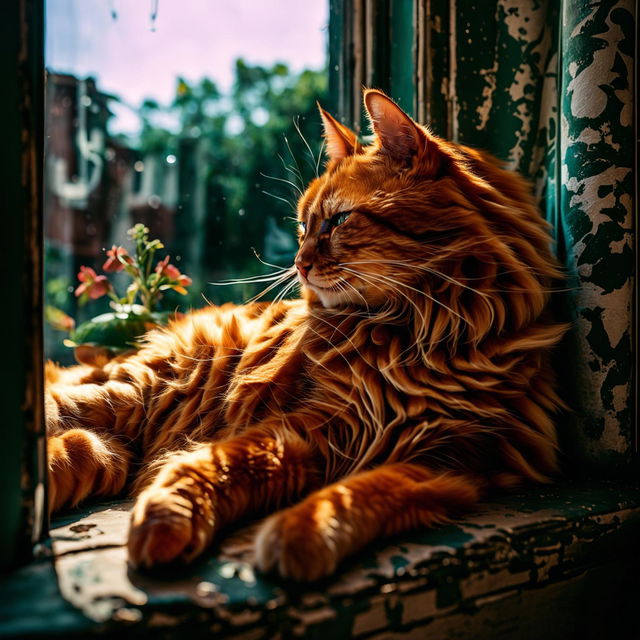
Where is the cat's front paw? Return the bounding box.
[254,506,342,582]
[127,486,214,569]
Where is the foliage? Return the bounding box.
[45,61,327,360]
[132,60,327,303]
[50,225,192,354]
[73,223,192,312]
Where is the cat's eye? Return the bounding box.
[298,221,307,236]
[333,211,351,227]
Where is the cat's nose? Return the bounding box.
[295,258,312,279]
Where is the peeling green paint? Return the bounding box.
[422,0,635,471]
[1,483,638,638]
[559,0,634,464]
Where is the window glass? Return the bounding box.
[45,0,328,363]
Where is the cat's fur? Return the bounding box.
[46,90,567,581]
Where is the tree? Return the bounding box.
[133,61,328,305]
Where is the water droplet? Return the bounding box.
[134,161,144,172]
[81,96,92,107]
[166,154,177,165]
[238,208,245,216]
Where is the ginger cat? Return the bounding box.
[46,90,566,581]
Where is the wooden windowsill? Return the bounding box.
[1,480,639,638]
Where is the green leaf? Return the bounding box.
[69,308,175,351]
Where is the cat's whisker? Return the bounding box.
[210,268,293,286]
[340,259,495,329]
[244,271,297,304]
[272,277,301,304]
[340,266,470,328]
[337,269,429,358]
[272,282,295,305]
[315,139,326,178]
[259,171,304,197]
[251,249,293,271]
[339,260,489,299]
[293,115,320,176]
[262,189,297,209]
[283,134,305,192]
[276,153,306,192]
[277,152,304,188]
[339,266,464,364]
[337,276,370,312]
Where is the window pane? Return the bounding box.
[45,0,328,364]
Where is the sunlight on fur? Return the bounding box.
[45,89,567,581]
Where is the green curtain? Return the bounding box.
[438,0,635,472]
[331,0,635,472]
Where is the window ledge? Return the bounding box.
[1,480,639,639]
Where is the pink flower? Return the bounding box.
[103,245,133,272]
[154,256,171,276]
[177,274,192,287]
[155,256,182,281]
[155,256,192,294]
[75,266,111,300]
[165,263,181,280]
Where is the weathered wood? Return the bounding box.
[1,481,638,638]
[0,0,47,571]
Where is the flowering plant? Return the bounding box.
[53,224,192,361]
[74,223,192,311]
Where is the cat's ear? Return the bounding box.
[364,89,426,160]
[317,103,361,162]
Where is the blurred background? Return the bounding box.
[44,0,329,363]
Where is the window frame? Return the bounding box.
[2,0,636,573]
[0,0,47,570]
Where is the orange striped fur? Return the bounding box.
[46,90,567,581]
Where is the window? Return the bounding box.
[44,1,329,365]
[1,0,635,577]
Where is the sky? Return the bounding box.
[46,0,328,134]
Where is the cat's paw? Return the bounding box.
[47,429,128,513]
[254,506,341,582]
[127,486,213,569]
